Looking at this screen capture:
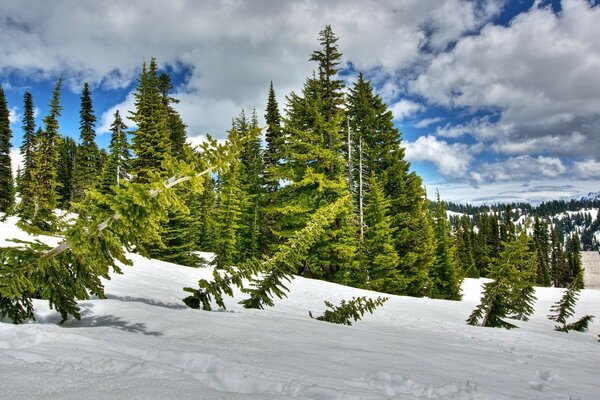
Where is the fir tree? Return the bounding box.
[565,233,583,288]
[430,191,462,300]
[533,216,551,286]
[71,82,99,204]
[548,271,594,332]
[56,136,77,209]
[263,81,283,193]
[98,110,129,195]
[0,86,13,213]
[195,175,217,251]
[455,216,477,278]
[18,92,36,219]
[363,173,399,292]
[29,79,62,230]
[550,227,568,287]
[130,59,171,182]
[157,72,187,156]
[309,25,344,121]
[309,296,388,325]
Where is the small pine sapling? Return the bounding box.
[548,271,594,332]
[309,296,388,325]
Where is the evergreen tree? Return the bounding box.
[71,82,99,204]
[309,25,344,121]
[565,233,583,288]
[550,227,568,287]
[455,216,477,278]
[533,216,551,286]
[130,59,171,182]
[473,212,492,276]
[508,231,538,321]
[363,173,399,293]
[548,271,594,332]
[194,175,217,251]
[158,72,187,156]
[237,110,263,260]
[56,135,77,209]
[0,86,13,213]
[29,79,62,230]
[18,92,36,219]
[98,110,129,195]
[429,191,462,300]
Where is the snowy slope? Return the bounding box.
[1,220,600,399]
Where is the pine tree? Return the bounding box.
[130,59,171,182]
[71,82,99,204]
[533,216,551,286]
[455,216,477,278]
[548,271,594,332]
[508,231,538,321]
[56,136,77,209]
[363,173,399,292]
[430,191,462,300]
[29,79,62,230]
[158,72,187,156]
[98,110,129,195]
[18,92,36,219]
[0,86,14,214]
[550,227,568,287]
[194,175,217,252]
[263,81,283,194]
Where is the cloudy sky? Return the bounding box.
[1,0,599,204]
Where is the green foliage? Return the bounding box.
[18,92,36,219]
[98,110,130,195]
[130,59,171,182]
[71,82,100,203]
[468,232,537,329]
[0,132,245,323]
[56,135,77,209]
[430,191,462,300]
[548,271,594,332]
[309,296,388,325]
[29,79,62,230]
[183,195,350,311]
[0,86,14,214]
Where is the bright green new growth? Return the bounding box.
[548,271,594,332]
[309,296,388,325]
[0,134,244,323]
[182,195,351,311]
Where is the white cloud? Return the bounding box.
[8,106,19,124]
[492,132,586,155]
[411,0,600,159]
[413,117,443,128]
[98,92,137,134]
[471,155,567,185]
[0,0,503,139]
[404,135,474,177]
[390,99,423,121]
[573,159,600,179]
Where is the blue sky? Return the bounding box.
[1,0,599,204]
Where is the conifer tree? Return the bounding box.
[130,59,171,182]
[550,227,568,287]
[158,72,186,156]
[548,271,594,332]
[263,81,283,194]
[0,86,13,213]
[455,216,477,277]
[29,79,62,230]
[18,92,36,219]
[194,175,217,251]
[98,110,129,195]
[363,173,399,292]
[565,233,583,288]
[237,110,263,260]
[430,191,462,300]
[533,216,551,286]
[71,82,99,204]
[309,25,344,121]
[508,231,538,321]
[56,135,77,209]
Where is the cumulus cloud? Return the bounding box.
[0,0,502,140]
[470,155,567,185]
[404,135,474,177]
[390,99,423,121]
[573,159,600,180]
[412,0,600,159]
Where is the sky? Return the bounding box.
[1,0,599,205]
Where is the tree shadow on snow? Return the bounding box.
[58,303,163,336]
[104,294,188,310]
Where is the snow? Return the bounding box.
[2,219,600,399]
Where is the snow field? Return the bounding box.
[1,218,600,399]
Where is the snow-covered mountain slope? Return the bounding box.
[1,221,600,399]
[580,192,600,202]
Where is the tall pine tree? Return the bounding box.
[98,110,129,195]
[18,92,36,219]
